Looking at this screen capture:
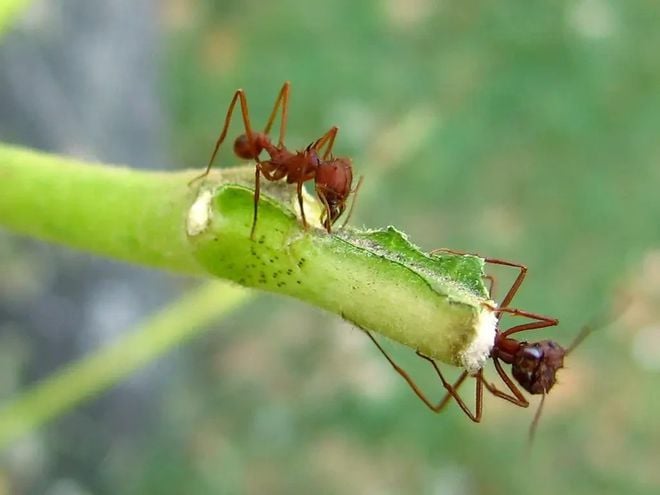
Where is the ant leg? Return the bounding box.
[313,126,339,160]
[250,162,263,239]
[429,249,527,309]
[483,357,529,407]
[416,352,483,422]
[566,325,594,354]
[251,164,290,238]
[528,392,547,446]
[478,272,528,408]
[314,175,365,233]
[481,258,527,310]
[339,175,365,229]
[189,89,257,185]
[364,331,477,418]
[315,185,333,233]
[495,307,558,337]
[262,81,290,147]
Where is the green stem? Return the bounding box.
[0,144,204,274]
[0,143,495,370]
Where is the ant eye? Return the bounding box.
[522,346,543,361]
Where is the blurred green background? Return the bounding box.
[2,0,660,494]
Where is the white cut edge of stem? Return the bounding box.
[291,187,325,231]
[186,189,214,237]
[460,302,497,374]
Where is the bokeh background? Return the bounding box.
[1,0,660,494]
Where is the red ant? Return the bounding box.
[190,82,362,238]
[365,250,592,440]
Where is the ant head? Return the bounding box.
[492,320,595,444]
[315,158,353,231]
[315,157,353,205]
[233,134,264,159]
[511,340,566,395]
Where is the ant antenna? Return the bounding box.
[566,325,594,355]
[528,391,547,450]
[340,175,365,229]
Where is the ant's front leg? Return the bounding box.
[313,126,339,160]
[482,357,529,407]
[315,185,333,233]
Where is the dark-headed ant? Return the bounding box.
[190,82,362,238]
[365,249,591,441]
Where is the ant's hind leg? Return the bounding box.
[416,352,483,422]
[364,330,479,421]
[189,89,257,185]
[262,82,291,147]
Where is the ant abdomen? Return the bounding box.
[233,133,266,159]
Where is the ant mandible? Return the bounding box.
[190,82,362,238]
[365,249,591,440]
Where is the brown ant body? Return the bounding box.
[190,82,361,237]
[366,250,590,439]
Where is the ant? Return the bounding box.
[190,82,362,238]
[365,249,592,440]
